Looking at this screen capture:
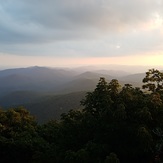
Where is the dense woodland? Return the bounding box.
[0,69,163,162]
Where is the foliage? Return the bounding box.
[142,69,163,93]
[0,107,44,163]
[105,153,120,163]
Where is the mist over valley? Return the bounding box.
[0,65,151,122]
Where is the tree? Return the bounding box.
[142,69,163,93]
[108,79,121,99]
[0,107,44,163]
[81,77,113,117]
[105,153,120,163]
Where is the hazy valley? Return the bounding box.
[0,66,148,122]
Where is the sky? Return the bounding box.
[1,0,163,69]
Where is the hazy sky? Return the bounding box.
[0,0,163,68]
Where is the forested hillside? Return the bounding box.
[0,69,163,162]
[25,91,86,123]
[0,66,146,123]
[0,91,86,123]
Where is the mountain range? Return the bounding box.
[0,66,147,122]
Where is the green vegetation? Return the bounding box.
[0,69,163,162]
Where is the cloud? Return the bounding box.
[1,0,163,43]
[0,0,163,58]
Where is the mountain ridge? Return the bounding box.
[0,66,149,122]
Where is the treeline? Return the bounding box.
[0,69,163,163]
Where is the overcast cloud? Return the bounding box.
[0,0,163,60]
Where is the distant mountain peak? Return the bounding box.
[28,66,48,69]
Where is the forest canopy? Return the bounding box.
[0,69,163,163]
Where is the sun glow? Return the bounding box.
[0,52,163,69]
